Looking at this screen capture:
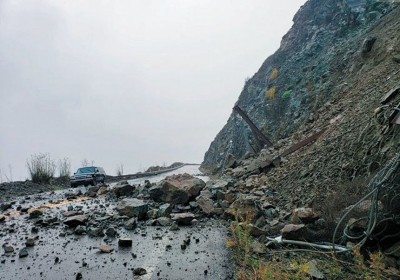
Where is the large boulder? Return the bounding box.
[197,197,215,215]
[113,183,134,197]
[229,194,261,220]
[117,198,148,220]
[149,173,205,205]
[63,214,88,227]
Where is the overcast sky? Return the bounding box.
[0,0,306,180]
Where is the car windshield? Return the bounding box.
[76,167,96,174]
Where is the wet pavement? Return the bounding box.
[0,166,233,280]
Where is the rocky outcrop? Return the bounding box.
[201,0,395,173]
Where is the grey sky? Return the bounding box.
[0,0,306,180]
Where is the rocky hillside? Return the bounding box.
[201,0,399,172]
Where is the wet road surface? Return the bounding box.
[0,166,233,280]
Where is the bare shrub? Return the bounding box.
[27,153,56,184]
[58,158,71,177]
[116,163,124,176]
[81,158,90,167]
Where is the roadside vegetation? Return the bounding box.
[227,210,390,280]
[58,158,71,177]
[26,153,56,184]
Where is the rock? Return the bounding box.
[225,192,236,204]
[306,260,324,279]
[86,185,100,197]
[96,245,113,253]
[4,245,14,253]
[87,227,105,237]
[63,211,80,217]
[74,225,87,235]
[97,185,108,195]
[105,227,117,237]
[158,203,172,217]
[117,198,148,220]
[46,216,58,224]
[248,224,267,237]
[29,209,43,219]
[393,54,400,63]
[281,224,306,240]
[149,173,205,204]
[169,223,180,231]
[0,203,12,211]
[219,200,230,209]
[197,197,215,215]
[171,213,195,225]
[255,216,266,228]
[133,267,147,276]
[156,217,171,226]
[206,179,232,192]
[19,248,28,258]
[251,240,267,254]
[25,238,35,247]
[147,209,158,219]
[291,207,320,224]
[118,238,132,247]
[361,36,377,54]
[144,180,152,188]
[113,183,134,197]
[189,201,198,208]
[0,215,6,222]
[124,217,137,230]
[63,215,88,227]
[225,154,237,169]
[229,195,261,220]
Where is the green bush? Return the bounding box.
[27,153,56,184]
[282,90,293,99]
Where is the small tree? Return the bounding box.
[58,158,71,177]
[27,153,56,184]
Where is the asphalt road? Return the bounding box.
[0,166,233,280]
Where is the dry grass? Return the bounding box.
[270,68,280,81]
[266,87,278,100]
[227,207,396,279]
[27,153,56,184]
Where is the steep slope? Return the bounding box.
[201,0,397,172]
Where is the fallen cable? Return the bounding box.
[266,236,349,252]
[332,152,400,255]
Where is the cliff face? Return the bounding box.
[201,0,395,172]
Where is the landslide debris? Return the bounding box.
[200,0,400,278]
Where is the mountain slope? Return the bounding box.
[201,0,398,172]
